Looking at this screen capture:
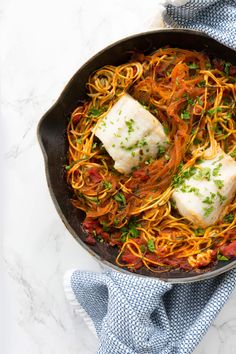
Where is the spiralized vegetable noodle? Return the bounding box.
[66,47,236,272]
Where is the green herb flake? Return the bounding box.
[165,154,170,161]
[89,197,100,204]
[120,230,128,243]
[147,239,155,253]
[138,138,148,147]
[203,206,214,217]
[65,165,71,171]
[212,163,222,177]
[217,191,226,204]
[140,245,146,253]
[217,253,229,261]
[113,219,119,226]
[214,179,224,189]
[223,213,234,223]
[224,62,231,76]
[100,221,110,232]
[103,181,112,189]
[88,106,107,117]
[77,138,82,144]
[230,148,236,158]
[180,111,191,120]
[125,118,135,134]
[114,192,126,205]
[197,80,206,87]
[202,193,216,205]
[194,228,204,236]
[188,62,199,70]
[208,107,222,115]
[180,184,201,196]
[196,96,203,106]
[194,167,211,181]
[157,144,166,157]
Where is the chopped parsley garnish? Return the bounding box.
[212,163,222,177]
[163,125,169,134]
[165,154,170,161]
[172,165,196,188]
[217,191,226,204]
[214,179,224,189]
[65,165,71,171]
[89,197,100,204]
[103,181,112,189]
[120,218,140,242]
[203,206,214,217]
[125,118,135,134]
[217,254,229,261]
[223,213,234,223]
[194,227,204,236]
[88,106,107,117]
[194,167,211,181]
[180,184,201,196]
[202,192,216,205]
[100,221,110,232]
[139,138,148,147]
[140,245,146,253]
[196,96,203,106]
[230,148,236,158]
[208,107,222,115]
[77,138,82,144]
[180,111,191,120]
[197,80,206,87]
[188,62,199,69]
[224,62,231,76]
[114,192,126,206]
[147,239,155,252]
[157,144,166,158]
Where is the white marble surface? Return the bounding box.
[1,0,236,353]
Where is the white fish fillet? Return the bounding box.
[94,93,168,174]
[172,147,236,227]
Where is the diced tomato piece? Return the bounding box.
[121,253,143,269]
[95,226,103,235]
[83,219,99,231]
[213,58,224,71]
[121,253,138,264]
[72,113,82,124]
[87,168,102,183]
[220,241,236,258]
[109,232,121,246]
[101,232,110,242]
[230,66,236,75]
[132,168,149,181]
[85,234,96,246]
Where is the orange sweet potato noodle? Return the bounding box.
[66,47,236,273]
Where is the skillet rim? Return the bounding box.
[37,28,236,283]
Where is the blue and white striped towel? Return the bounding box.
[64,1,236,353]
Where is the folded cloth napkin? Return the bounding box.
[163,0,236,50]
[64,1,236,353]
[64,269,236,354]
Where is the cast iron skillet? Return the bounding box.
[37,29,236,283]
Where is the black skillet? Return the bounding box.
[37,29,236,283]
